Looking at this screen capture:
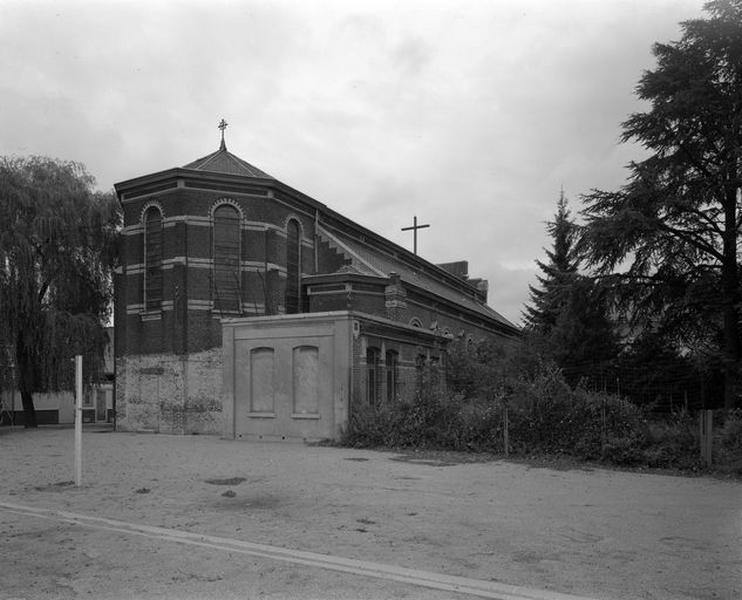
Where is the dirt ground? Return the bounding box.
[0,426,740,600]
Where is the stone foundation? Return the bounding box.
[115,348,223,434]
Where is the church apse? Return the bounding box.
[113,124,518,437]
[114,138,320,434]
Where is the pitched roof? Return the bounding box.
[183,144,273,179]
[317,225,518,331]
[178,144,517,333]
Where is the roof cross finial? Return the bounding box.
[218,118,228,150]
[401,215,430,255]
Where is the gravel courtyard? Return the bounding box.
[0,427,739,600]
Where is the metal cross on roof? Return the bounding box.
[401,215,430,255]
[218,118,228,150]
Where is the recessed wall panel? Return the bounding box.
[250,347,275,413]
[292,345,319,415]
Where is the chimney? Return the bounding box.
[436,261,469,279]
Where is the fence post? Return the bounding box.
[705,410,713,467]
[699,409,713,468]
[75,355,83,487]
[503,404,509,458]
[601,394,607,458]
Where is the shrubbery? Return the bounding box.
[341,338,740,472]
[713,410,742,468]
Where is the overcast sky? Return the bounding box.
[1,0,705,324]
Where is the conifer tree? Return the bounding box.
[525,191,619,385]
[580,0,742,408]
[523,189,579,332]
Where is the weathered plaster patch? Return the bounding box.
[116,348,223,435]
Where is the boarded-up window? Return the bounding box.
[213,204,241,313]
[144,206,163,310]
[250,347,275,413]
[385,350,398,402]
[367,347,380,406]
[293,346,319,415]
[285,219,300,314]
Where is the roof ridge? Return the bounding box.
[195,152,221,170]
[182,147,273,179]
[323,225,519,331]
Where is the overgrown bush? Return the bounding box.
[343,355,646,459]
[343,402,399,448]
[639,413,699,469]
[341,337,741,472]
[713,410,742,470]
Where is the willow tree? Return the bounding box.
[580,1,742,408]
[0,156,119,427]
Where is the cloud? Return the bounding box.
[0,0,706,321]
[391,36,432,78]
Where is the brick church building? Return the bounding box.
[114,128,519,440]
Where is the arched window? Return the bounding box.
[213,204,241,313]
[366,347,381,406]
[285,219,301,314]
[385,350,398,403]
[143,206,163,310]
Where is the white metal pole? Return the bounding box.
[75,355,83,487]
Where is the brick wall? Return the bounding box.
[355,319,445,407]
[119,185,321,358]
